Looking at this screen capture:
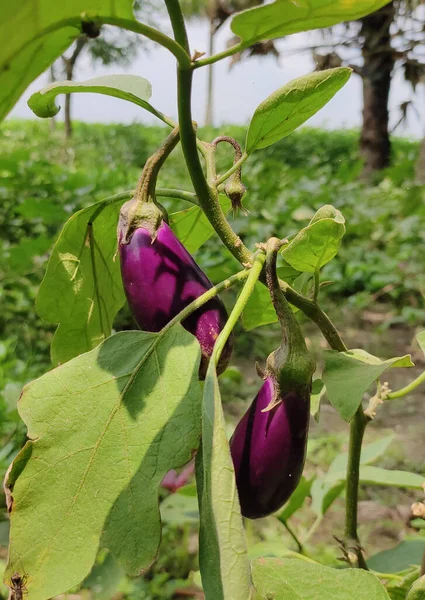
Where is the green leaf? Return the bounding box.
[28,75,152,118]
[196,362,251,600]
[387,569,422,600]
[368,540,425,574]
[36,195,130,365]
[282,206,346,273]
[0,0,135,122]
[278,476,313,522]
[407,575,425,600]
[160,493,199,525]
[4,326,202,600]
[242,264,300,330]
[359,466,425,490]
[251,557,391,599]
[310,379,326,421]
[246,69,351,153]
[169,195,231,254]
[322,350,413,422]
[231,0,392,46]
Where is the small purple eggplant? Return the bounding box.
[118,218,233,378]
[230,377,310,519]
[230,237,315,519]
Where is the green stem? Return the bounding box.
[281,519,304,554]
[387,370,425,399]
[302,515,323,544]
[213,252,266,364]
[163,0,190,53]
[102,17,191,67]
[177,67,250,261]
[164,268,251,334]
[215,153,248,186]
[313,266,320,303]
[193,41,246,68]
[345,407,368,569]
[157,188,199,206]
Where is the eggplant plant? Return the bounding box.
[2,1,425,600]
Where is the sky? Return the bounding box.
[8,17,425,138]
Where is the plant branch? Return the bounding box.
[387,370,425,400]
[193,41,246,68]
[215,153,248,187]
[163,0,190,53]
[281,519,304,554]
[344,407,368,569]
[212,251,266,364]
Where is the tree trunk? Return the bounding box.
[64,62,73,139]
[204,22,215,127]
[359,1,395,176]
[62,37,87,140]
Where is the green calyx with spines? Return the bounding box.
[262,237,315,410]
[119,127,180,244]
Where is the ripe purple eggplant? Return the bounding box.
[118,219,233,378]
[230,237,315,519]
[230,377,310,519]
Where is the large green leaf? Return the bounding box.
[231,0,392,46]
[251,557,391,599]
[36,194,130,365]
[196,362,251,600]
[4,326,202,600]
[242,263,300,330]
[0,0,134,122]
[282,205,346,273]
[246,69,351,153]
[322,349,413,422]
[28,75,153,118]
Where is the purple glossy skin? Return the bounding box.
[119,221,233,378]
[230,377,310,519]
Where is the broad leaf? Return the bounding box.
[282,205,345,273]
[242,264,300,330]
[323,349,413,422]
[368,540,425,573]
[231,0,392,46]
[251,557,391,599]
[169,195,231,254]
[246,69,351,153]
[4,327,202,600]
[28,75,153,119]
[0,0,134,122]
[196,362,251,600]
[359,466,425,490]
[36,195,130,365]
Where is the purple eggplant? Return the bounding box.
[229,237,315,519]
[119,220,233,378]
[230,377,310,519]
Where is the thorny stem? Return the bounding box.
[165,7,368,568]
[345,407,368,569]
